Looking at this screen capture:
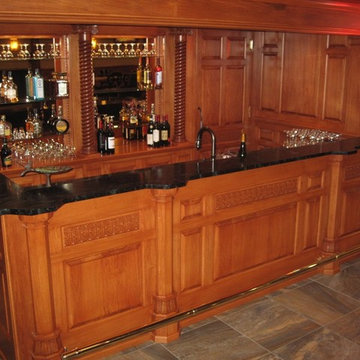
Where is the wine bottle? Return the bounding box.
[238,131,247,159]
[154,58,163,89]
[152,115,160,148]
[1,138,12,167]
[96,115,106,155]
[105,116,115,154]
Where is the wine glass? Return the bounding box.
[109,43,116,57]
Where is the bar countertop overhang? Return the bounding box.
[1,136,360,216]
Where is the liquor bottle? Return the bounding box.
[96,115,106,155]
[33,109,42,138]
[154,58,163,89]
[53,105,69,134]
[143,57,153,90]
[4,117,12,140]
[105,116,115,154]
[47,103,57,128]
[0,115,6,138]
[1,138,12,168]
[136,57,143,91]
[25,69,34,102]
[0,71,7,104]
[56,73,69,98]
[238,131,247,159]
[152,115,161,148]
[25,108,34,138]
[5,71,18,103]
[33,68,45,101]
[161,115,170,146]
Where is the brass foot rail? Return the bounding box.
[62,246,360,359]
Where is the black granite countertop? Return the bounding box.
[1,137,360,216]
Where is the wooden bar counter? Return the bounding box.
[1,138,360,359]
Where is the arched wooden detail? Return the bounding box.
[173,32,187,143]
[76,25,97,154]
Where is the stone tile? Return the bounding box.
[180,316,218,334]
[273,281,360,325]
[164,320,267,360]
[216,297,319,351]
[312,262,360,300]
[104,343,178,360]
[326,308,360,345]
[267,278,313,298]
[275,327,360,360]
[258,354,283,360]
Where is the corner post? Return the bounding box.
[19,213,63,360]
[151,188,179,343]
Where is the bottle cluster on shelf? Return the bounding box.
[0,103,69,142]
[0,69,69,104]
[95,101,171,155]
[0,41,60,61]
[136,57,163,91]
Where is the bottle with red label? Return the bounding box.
[154,57,163,89]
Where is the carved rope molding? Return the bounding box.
[215,179,298,210]
[63,212,140,246]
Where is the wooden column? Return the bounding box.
[173,31,188,143]
[19,214,63,360]
[75,25,97,155]
[322,156,343,274]
[151,189,179,343]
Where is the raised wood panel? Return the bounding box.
[281,33,324,117]
[64,243,143,328]
[344,41,360,134]
[223,66,244,125]
[200,66,222,126]
[213,204,297,281]
[179,228,203,292]
[302,197,323,251]
[198,29,247,139]
[340,187,360,236]
[323,46,347,122]
[260,32,282,112]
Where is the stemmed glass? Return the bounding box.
[33,44,42,58]
[128,43,136,57]
[109,43,116,57]
[0,44,7,59]
[5,44,13,58]
[100,43,109,57]
[19,44,31,59]
[115,43,124,57]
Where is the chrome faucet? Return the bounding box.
[195,107,216,160]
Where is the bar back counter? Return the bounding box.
[1,138,360,359]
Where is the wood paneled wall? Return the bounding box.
[252,32,360,148]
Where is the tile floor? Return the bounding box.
[104,258,360,360]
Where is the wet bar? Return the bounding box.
[1,1,360,359]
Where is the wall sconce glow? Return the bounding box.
[10,38,19,51]
[91,38,97,49]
